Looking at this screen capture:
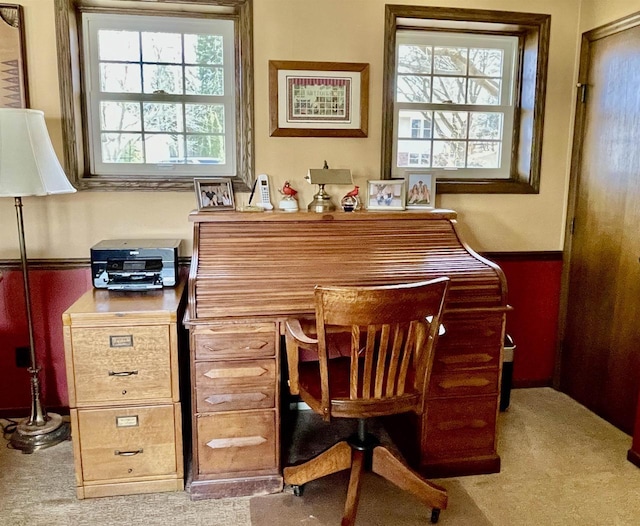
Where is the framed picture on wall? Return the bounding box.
[405,172,436,209]
[0,4,29,108]
[367,180,406,211]
[194,178,235,211]
[269,60,369,137]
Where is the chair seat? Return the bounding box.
[298,357,421,419]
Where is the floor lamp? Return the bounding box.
[0,108,76,453]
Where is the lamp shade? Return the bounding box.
[0,108,76,197]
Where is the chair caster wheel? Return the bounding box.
[292,484,304,497]
[430,508,441,523]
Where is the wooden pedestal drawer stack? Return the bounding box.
[186,322,282,499]
[62,282,185,499]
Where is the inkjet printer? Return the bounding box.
[91,239,181,290]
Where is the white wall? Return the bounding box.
[0,0,587,259]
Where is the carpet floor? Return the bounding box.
[2,388,640,525]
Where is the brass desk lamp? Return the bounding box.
[305,161,353,213]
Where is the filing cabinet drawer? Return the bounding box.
[429,370,499,398]
[193,323,276,360]
[71,326,172,405]
[197,411,277,475]
[77,404,178,482]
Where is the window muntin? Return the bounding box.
[393,31,517,180]
[83,13,236,177]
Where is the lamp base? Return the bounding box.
[10,413,70,454]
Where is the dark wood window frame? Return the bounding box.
[54,0,254,192]
[382,6,550,194]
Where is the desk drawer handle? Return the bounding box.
[438,378,491,389]
[203,366,268,379]
[114,449,143,456]
[203,340,269,352]
[205,393,268,405]
[109,370,139,377]
[206,436,267,449]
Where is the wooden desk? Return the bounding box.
[184,210,509,498]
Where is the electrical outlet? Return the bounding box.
[15,346,30,368]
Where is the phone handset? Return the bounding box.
[256,174,274,210]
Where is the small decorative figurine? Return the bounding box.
[278,181,299,212]
[341,185,360,212]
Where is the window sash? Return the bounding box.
[82,12,236,177]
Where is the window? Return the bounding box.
[54,0,254,191]
[382,7,551,194]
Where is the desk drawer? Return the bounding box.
[77,405,178,482]
[71,326,172,404]
[197,411,277,475]
[195,360,276,412]
[429,370,499,398]
[193,324,276,360]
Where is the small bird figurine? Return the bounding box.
[280,181,298,198]
[344,186,359,198]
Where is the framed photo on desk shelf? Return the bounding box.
[367,180,405,211]
[405,172,435,209]
[194,178,235,211]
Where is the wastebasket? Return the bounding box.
[500,334,516,411]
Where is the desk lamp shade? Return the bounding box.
[0,109,76,197]
[0,108,75,453]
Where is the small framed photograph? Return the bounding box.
[194,178,235,211]
[367,180,406,210]
[405,172,436,209]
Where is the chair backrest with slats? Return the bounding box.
[313,277,449,419]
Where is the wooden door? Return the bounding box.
[561,15,640,435]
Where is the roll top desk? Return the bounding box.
[184,210,509,498]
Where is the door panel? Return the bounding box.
[562,22,640,434]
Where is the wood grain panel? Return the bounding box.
[77,405,177,482]
[70,326,172,405]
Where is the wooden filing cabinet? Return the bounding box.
[62,282,185,499]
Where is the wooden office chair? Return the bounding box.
[284,278,450,526]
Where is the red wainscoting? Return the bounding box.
[0,253,562,414]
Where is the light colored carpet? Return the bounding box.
[2,388,640,525]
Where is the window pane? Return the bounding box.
[143,103,184,132]
[143,64,183,94]
[397,139,431,167]
[434,46,467,75]
[98,30,140,61]
[141,32,181,62]
[184,34,223,65]
[398,110,432,139]
[101,133,143,163]
[433,141,466,167]
[469,112,503,140]
[187,134,225,163]
[100,101,141,131]
[185,104,225,133]
[434,111,468,139]
[145,133,183,163]
[467,141,501,168]
[469,48,503,77]
[185,66,224,96]
[397,75,430,102]
[100,64,141,93]
[398,44,431,73]
[468,79,501,105]
[432,76,466,103]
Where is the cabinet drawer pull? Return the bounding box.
[203,366,268,379]
[206,436,267,449]
[205,392,268,405]
[203,340,268,353]
[108,370,139,377]
[114,449,143,456]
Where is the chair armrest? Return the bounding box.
[284,319,318,395]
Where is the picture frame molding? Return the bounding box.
[367,179,406,211]
[194,177,235,211]
[269,60,369,138]
[0,3,29,108]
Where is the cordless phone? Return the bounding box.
[256,174,274,210]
